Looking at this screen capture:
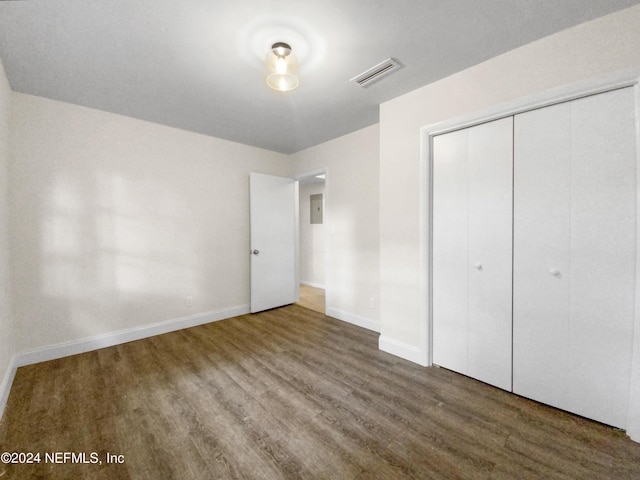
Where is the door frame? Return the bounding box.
[420,67,640,440]
[295,167,329,312]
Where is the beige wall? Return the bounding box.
[292,124,380,331]
[0,55,14,396]
[379,5,640,439]
[299,181,325,287]
[5,91,381,358]
[9,93,292,352]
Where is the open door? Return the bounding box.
[250,172,298,313]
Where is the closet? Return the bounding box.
[432,87,636,429]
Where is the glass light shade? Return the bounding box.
[266,42,299,91]
[267,72,299,91]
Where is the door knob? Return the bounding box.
[252,249,260,255]
[549,268,560,277]
[474,263,483,270]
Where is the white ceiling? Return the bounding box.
[0,0,638,154]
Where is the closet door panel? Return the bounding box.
[513,103,572,409]
[467,117,513,391]
[433,128,469,374]
[433,118,513,389]
[566,88,636,428]
[514,87,636,429]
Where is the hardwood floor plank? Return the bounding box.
[1,305,639,479]
[297,285,325,314]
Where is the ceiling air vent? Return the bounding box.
[350,58,401,87]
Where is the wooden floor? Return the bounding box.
[1,305,639,479]
[296,284,325,314]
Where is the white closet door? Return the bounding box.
[433,117,513,391]
[433,127,469,376]
[513,87,636,429]
[466,118,513,390]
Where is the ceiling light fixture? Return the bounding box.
[266,42,299,91]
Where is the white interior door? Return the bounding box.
[250,172,298,313]
[513,87,636,429]
[433,117,513,391]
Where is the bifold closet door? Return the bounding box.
[513,87,636,429]
[433,117,513,391]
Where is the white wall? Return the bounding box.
[378,5,640,437]
[9,93,292,353]
[0,55,15,411]
[292,124,380,332]
[299,181,325,287]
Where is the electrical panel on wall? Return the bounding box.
[310,194,323,224]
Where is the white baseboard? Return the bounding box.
[0,354,18,421]
[378,335,429,366]
[14,305,250,368]
[326,307,380,333]
[300,281,325,289]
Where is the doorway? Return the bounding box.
[296,170,327,314]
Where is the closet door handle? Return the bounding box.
[549,268,560,277]
[474,263,483,271]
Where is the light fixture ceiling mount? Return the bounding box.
[266,41,299,92]
[271,42,291,57]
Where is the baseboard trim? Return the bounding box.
[0,355,18,421]
[14,304,250,368]
[326,307,380,333]
[300,281,325,289]
[379,335,429,366]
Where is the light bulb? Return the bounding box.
[266,42,299,91]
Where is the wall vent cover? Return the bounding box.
[350,58,401,87]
